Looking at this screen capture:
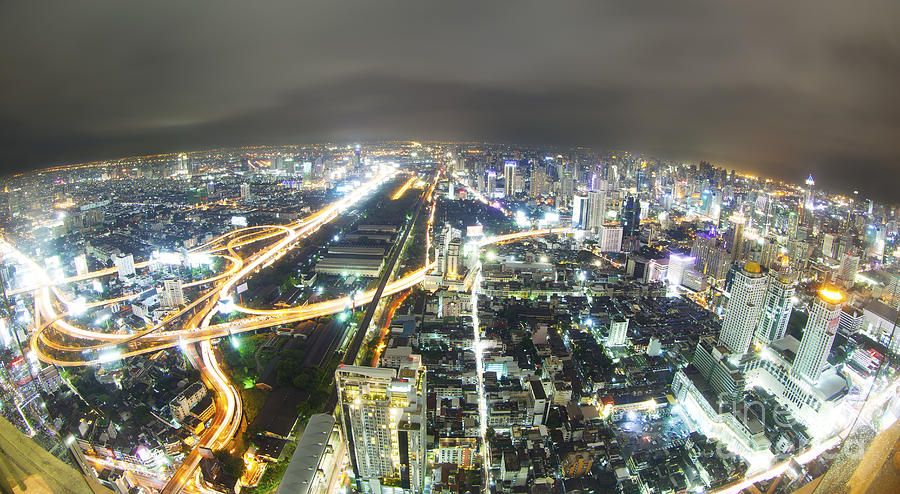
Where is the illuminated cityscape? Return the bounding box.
[0,142,898,494]
[1,2,899,494]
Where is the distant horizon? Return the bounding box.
[5,139,889,206]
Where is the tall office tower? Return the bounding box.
[586,187,606,230]
[636,165,648,192]
[621,196,640,237]
[559,173,574,205]
[839,252,860,287]
[599,224,623,252]
[336,358,427,494]
[607,316,629,346]
[446,238,461,278]
[728,213,746,264]
[572,195,589,229]
[530,168,548,199]
[240,183,250,198]
[805,174,815,209]
[353,145,362,169]
[606,164,619,192]
[114,253,136,278]
[718,262,768,354]
[486,171,497,196]
[504,160,518,198]
[160,278,185,307]
[754,272,796,345]
[793,288,843,382]
[759,236,779,269]
[73,254,88,276]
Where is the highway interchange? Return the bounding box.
[0,168,569,493]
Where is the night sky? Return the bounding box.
[1,1,898,201]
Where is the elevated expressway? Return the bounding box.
[1,171,572,492]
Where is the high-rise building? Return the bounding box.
[728,213,746,264]
[160,278,185,308]
[336,358,427,494]
[621,196,640,237]
[598,224,623,252]
[558,173,574,205]
[504,160,517,198]
[718,262,768,354]
[572,195,589,229]
[839,252,860,287]
[793,288,843,382]
[754,272,796,345]
[529,168,549,199]
[607,316,629,346]
[805,174,815,209]
[353,145,362,169]
[586,187,606,230]
[240,183,250,199]
[114,253,135,279]
[445,238,461,279]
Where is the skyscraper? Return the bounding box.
[793,288,843,382]
[446,238,461,279]
[572,195,589,229]
[558,172,574,205]
[336,358,427,494]
[804,174,815,209]
[621,196,640,237]
[728,213,746,265]
[529,167,548,199]
[754,272,796,345]
[504,160,517,198]
[839,252,860,287]
[718,262,768,354]
[586,186,606,231]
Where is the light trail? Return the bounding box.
[32,227,568,367]
[13,181,572,490]
[391,176,415,200]
[470,261,490,491]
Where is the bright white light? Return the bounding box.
[186,252,211,266]
[67,297,87,316]
[154,251,182,265]
[515,210,530,227]
[543,211,560,224]
[98,350,122,363]
[486,251,497,261]
[540,255,549,263]
[218,297,236,314]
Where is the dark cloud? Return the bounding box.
[1,0,898,201]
